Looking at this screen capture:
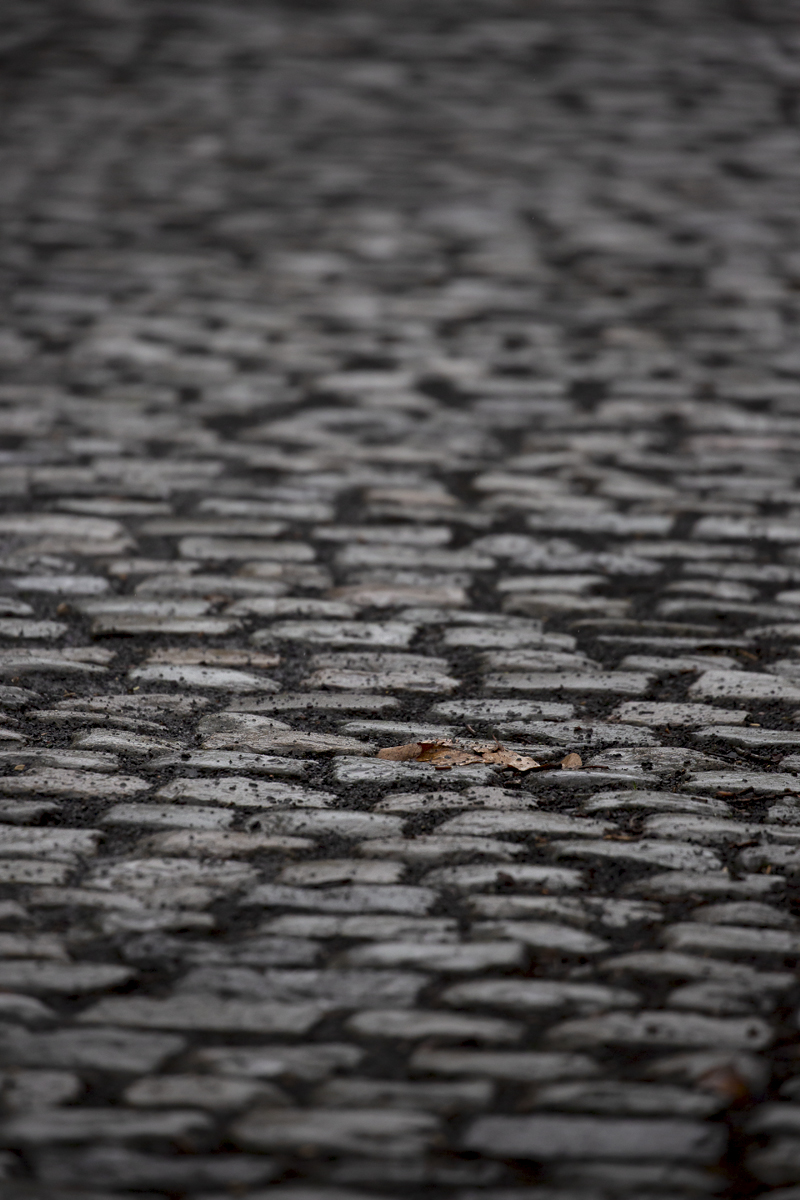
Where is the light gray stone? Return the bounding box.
[442,627,573,650]
[226,598,358,618]
[431,700,574,721]
[585,746,726,772]
[0,1068,82,1113]
[141,830,313,857]
[684,772,800,795]
[86,856,257,896]
[408,1048,600,1082]
[463,1113,725,1161]
[342,942,524,972]
[102,804,234,830]
[272,845,399,880]
[495,720,658,747]
[442,979,635,1013]
[0,827,101,861]
[598,950,792,989]
[421,865,583,892]
[140,519,287,537]
[583,791,731,816]
[313,1077,491,1112]
[123,1073,285,1111]
[253,620,418,648]
[201,725,373,757]
[0,514,122,539]
[695,726,800,748]
[177,967,424,1008]
[137,573,288,597]
[0,962,132,993]
[305,653,460,692]
[347,1009,521,1042]
[625,870,786,900]
[690,671,800,702]
[0,1024,185,1072]
[248,884,436,914]
[0,749,119,772]
[665,922,800,957]
[128,665,279,691]
[356,835,525,862]
[620,653,743,674]
[228,692,401,714]
[470,921,608,955]
[690,901,795,928]
[315,524,451,546]
[0,650,107,675]
[436,812,610,838]
[148,752,306,774]
[0,1107,210,1145]
[524,1080,723,1117]
[333,759,491,785]
[484,672,652,695]
[642,814,755,843]
[0,620,66,640]
[261,915,457,942]
[0,862,70,885]
[611,701,750,727]
[551,839,723,872]
[72,730,185,755]
[190,1042,363,1081]
[231,1105,439,1157]
[178,536,314,561]
[336,544,492,570]
[372,790,538,814]
[546,1011,772,1051]
[481,650,601,672]
[77,995,328,1033]
[155,778,333,808]
[242,810,402,839]
[93,615,241,635]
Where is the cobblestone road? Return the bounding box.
[1,1,800,1197]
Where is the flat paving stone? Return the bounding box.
[545,1012,773,1051]
[551,839,724,872]
[128,665,280,691]
[612,702,750,727]
[684,773,800,796]
[77,996,330,1034]
[0,1107,211,1145]
[441,980,635,1012]
[690,672,800,703]
[462,1113,726,1162]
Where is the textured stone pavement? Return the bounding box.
[1,0,800,1197]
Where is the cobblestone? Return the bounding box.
[0,0,798,1194]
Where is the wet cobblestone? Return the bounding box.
[0,1,800,1197]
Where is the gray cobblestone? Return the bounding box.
[0,0,798,1192]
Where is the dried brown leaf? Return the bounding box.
[375,737,545,773]
[481,748,541,771]
[561,752,582,770]
[417,745,484,769]
[697,1066,751,1104]
[377,742,423,761]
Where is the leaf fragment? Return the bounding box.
[377,742,424,761]
[697,1065,751,1104]
[375,736,544,772]
[561,752,582,770]
[419,746,485,769]
[480,748,540,771]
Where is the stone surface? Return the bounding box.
[0,3,797,1193]
[463,1113,726,1162]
